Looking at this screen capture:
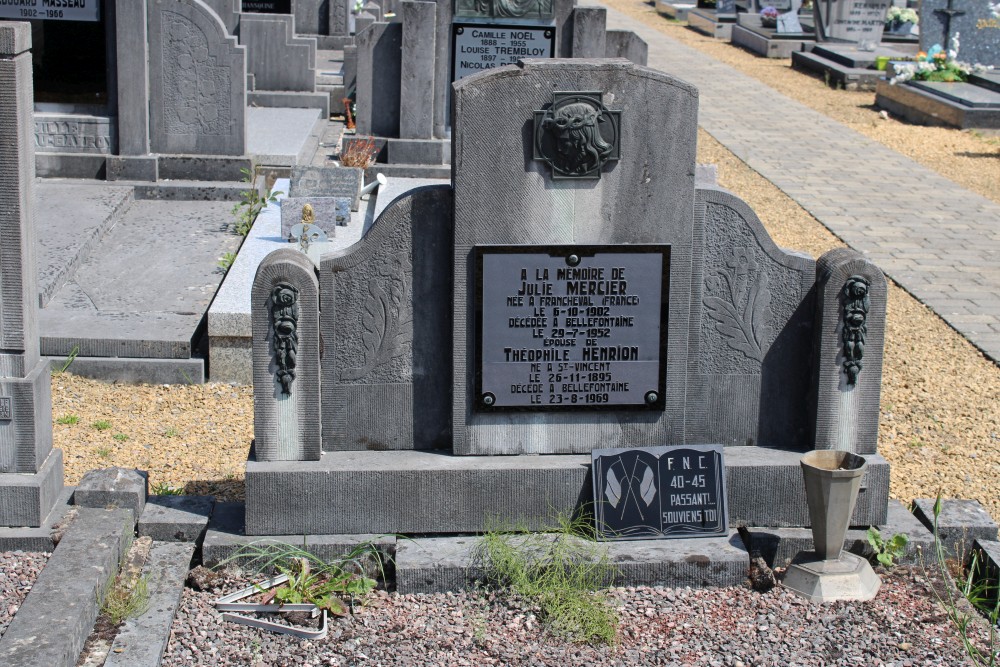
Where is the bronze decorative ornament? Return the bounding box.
[533,92,620,180]
[842,275,870,385]
[271,283,300,395]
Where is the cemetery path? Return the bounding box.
[594,1,1000,366]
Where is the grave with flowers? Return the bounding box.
[874,0,1000,129]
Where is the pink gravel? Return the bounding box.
[0,551,51,639]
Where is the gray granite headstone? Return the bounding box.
[685,189,816,449]
[147,0,247,155]
[0,24,60,518]
[330,0,352,35]
[252,249,321,461]
[320,186,454,451]
[400,1,436,140]
[239,14,317,92]
[811,248,886,455]
[290,166,364,210]
[572,7,608,58]
[452,59,698,455]
[820,0,891,43]
[920,0,1000,68]
[605,30,649,66]
[355,21,402,138]
[280,197,350,238]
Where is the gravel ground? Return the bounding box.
[0,551,50,639]
[161,567,990,666]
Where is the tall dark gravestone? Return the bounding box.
[920,0,1000,67]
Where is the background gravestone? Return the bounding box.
[0,23,63,527]
[817,0,891,43]
[920,0,1000,67]
[252,249,321,462]
[147,0,247,155]
[290,166,363,210]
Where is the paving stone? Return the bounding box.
[912,498,999,559]
[104,542,196,667]
[0,508,133,667]
[138,495,214,543]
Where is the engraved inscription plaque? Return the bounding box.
[592,445,728,541]
[0,398,11,421]
[475,245,669,411]
[452,23,555,82]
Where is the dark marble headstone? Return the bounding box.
[920,0,1000,68]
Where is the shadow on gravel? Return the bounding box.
[183,478,244,502]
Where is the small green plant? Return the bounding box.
[220,541,383,616]
[480,513,619,645]
[162,427,179,438]
[93,419,112,431]
[217,251,237,273]
[231,166,282,236]
[52,345,79,375]
[113,433,129,442]
[96,445,112,459]
[101,574,150,626]
[926,493,1000,665]
[56,414,80,425]
[867,527,909,567]
[151,481,184,496]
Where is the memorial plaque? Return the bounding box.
[822,0,891,43]
[0,398,10,421]
[0,0,100,22]
[475,245,668,411]
[592,445,728,540]
[452,23,555,82]
[242,0,293,13]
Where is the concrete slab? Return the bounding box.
[201,501,395,573]
[45,356,206,384]
[0,507,133,667]
[395,531,749,593]
[40,197,239,363]
[104,542,196,667]
[876,79,1000,130]
[687,8,736,40]
[912,498,998,559]
[745,500,934,568]
[74,467,147,519]
[247,107,324,167]
[244,448,890,536]
[138,495,214,543]
[34,182,133,308]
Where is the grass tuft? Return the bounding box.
[479,513,619,645]
[101,574,150,626]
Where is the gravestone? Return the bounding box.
[920,0,1000,67]
[147,0,247,155]
[0,23,64,528]
[245,59,891,536]
[290,166,363,210]
[280,197,350,239]
[816,0,891,43]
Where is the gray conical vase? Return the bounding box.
[783,449,881,603]
[802,450,867,560]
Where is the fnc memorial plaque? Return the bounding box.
[475,245,669,411]
[592,445,728,541]
[452,23,555,82]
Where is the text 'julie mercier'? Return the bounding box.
[490,259,659,407]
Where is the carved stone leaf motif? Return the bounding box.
[704,249,772,363]
[341,253,413,381]
[605,469,622,509]
[639,465,656,507]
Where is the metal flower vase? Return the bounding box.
[783,450,881,603]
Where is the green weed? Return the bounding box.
[162,427,179,438]
[218,540,383,615]
[52,345,79,375]
[217,251,237,273]
[150,482,184,496]
[231,166,282,237]
[479,513,619,645]
[113,433,129,442]
[93,420,112,431]
[867,527,908,567]
[96,446,112,459]
[100,574,150,626]
[56,414,80,425]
